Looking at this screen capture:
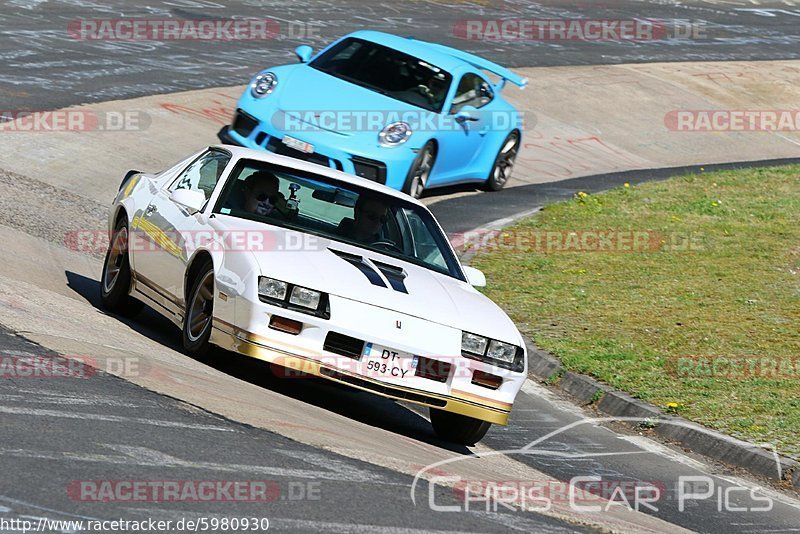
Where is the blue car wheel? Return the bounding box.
[485,131,520,192]
[402,141,436,199]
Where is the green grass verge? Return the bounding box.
[472,165,800,459]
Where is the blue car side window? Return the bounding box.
[451,73,494,114]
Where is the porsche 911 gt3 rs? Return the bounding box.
[101,145,527,444]
[218,30,527,198]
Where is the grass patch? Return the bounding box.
[472,166,800,459]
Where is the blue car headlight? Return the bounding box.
[378,121,412,147]
[250,71,277,98]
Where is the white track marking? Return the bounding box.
[0,445,394,484]
[0,405,236,432]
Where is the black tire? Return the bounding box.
[430,408,492,445]
[182,259,215,359]
[484,131,520,192]
[100,218,144,317]
[402,141,436,199]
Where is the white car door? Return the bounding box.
[133,149,231,312]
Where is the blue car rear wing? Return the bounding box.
[408,38,528,90]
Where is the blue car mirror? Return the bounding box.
[455,108,480,123]
[295,45,313,63]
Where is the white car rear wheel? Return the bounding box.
[100,218,143,317]
[183,259,215,359]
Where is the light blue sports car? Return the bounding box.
[218,30,527,198]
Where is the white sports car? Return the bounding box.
[101,145,527,444]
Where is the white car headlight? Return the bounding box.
[462,332,488,356]
[250,71,277,98]
[462,331,523,371]
[258,277,329,318]
[259,277,287,300]
[289,286,321,310]
[378,121,412,147]
[487,340,517,364]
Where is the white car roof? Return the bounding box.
[212,144,424,207]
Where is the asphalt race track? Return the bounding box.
[1,1,800,533]
[0,326,591,533]
[431,157,800,233]
[1,0,799,110]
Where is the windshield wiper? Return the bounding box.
[359,83,390,96]
[312,65,393,96]
[337,73,391,96]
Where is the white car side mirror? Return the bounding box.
[463,265,486,287]
[170,188,206,214]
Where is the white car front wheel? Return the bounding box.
[430,408,491,445]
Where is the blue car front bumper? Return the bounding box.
[218,107,418,191]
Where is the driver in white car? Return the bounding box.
[339,194,389,244]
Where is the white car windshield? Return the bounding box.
[213,159,465,281]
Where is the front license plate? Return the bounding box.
[361,343,417,380]
[282,135,315,154]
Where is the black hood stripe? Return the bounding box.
[329,248,410,293]
[373,261,408,294]
[329,248,387,288]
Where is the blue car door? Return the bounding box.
[428,72,496,185]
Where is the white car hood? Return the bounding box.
[212,216,522,345]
